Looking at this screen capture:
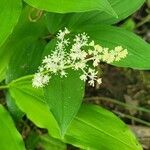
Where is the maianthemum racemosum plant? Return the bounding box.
[0,0,150,150]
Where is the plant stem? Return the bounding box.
[136,13,150,28]
[114,111,150,127]
[85,96,150,114]
[0,85,9,90]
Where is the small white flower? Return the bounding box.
[115,48,128,61]
[56,41,64,50]
[57,31,65,40]
[63,39,70,46]
[89,40,95,46]
[60,70,67,77]
[42,74,50,85]
[32,73,43,88]
[114,46,123,52]
[93,59,99,67]
[74,61,86,70]
[94,45,103,53]
[88,79,95,87]
[38,66,44,72]
[64,27,70,34]
[97,78,102,84]
[80,74,87,81]
[32,73,49,88]
[88,49,93,55]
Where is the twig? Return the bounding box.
[85,96,150,114]
[136,13,150,28]
[114,111,150,127]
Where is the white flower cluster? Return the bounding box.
[32,28,128,88]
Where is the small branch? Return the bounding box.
[136,13,150,28]
[114,111,150,127]
[85,96,150,114]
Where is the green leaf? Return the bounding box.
[80,0,145,24]
[65,105,142,150]
[24,0,117,17]
[0,0,22,47]
[9,76,60,138]
[76,24,150,70]
[45,69,85,135]
[44,0,144,34]
[9,77,142,150]
[91,0,145,24]
[0,105,25,150]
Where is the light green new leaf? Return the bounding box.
[24,0,117,17]
[9,77,142,150]
[76,25,150,70]
[0,105,25,150]
[0,0,22,47]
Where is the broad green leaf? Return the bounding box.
[24,0,117,17]
[44,0,145,34]
[9,77,142,150]
[76,25,150,70]
[86,0,145,24]
[45,69,85,135]
[0,105,25,150]
[0,0,22,47]
[65,105,142,150]
[9,76,60,138]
